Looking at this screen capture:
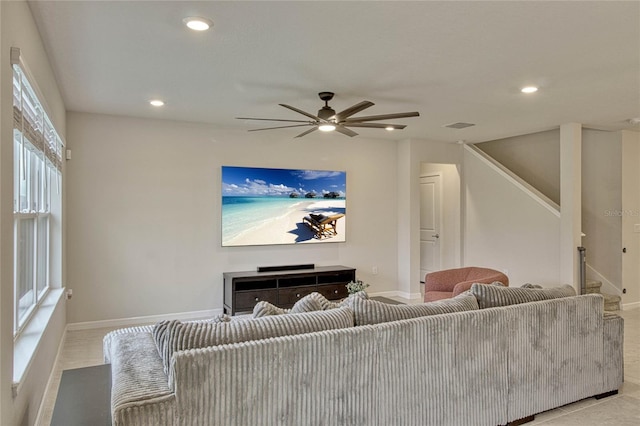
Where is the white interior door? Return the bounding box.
[420,174,442,282]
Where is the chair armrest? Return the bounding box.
[424,270,463,292]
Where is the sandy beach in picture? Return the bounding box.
[224,199,346,246]
[221,166,347,247]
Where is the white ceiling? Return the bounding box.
[28,0,640,143]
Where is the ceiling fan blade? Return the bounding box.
[279,104,323,122]
[237,117,312,123]
[344,111,420,123]
[344,123,407,129]
[335,125,358,137]
[295,127,318,138]
[333,101,374,121]
[248,124,313,132]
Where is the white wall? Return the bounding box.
[463,147,562,287]
[475,129,561,204]
[396,139,462,298]
[0,1,67,425]
[475,127,624,293]
[65,112,400,323]
[582,129,622,292]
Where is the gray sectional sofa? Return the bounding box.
[103,286,624,426]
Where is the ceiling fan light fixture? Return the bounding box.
[318,124,336,132]
[237,91,420,138]
[318,107,336,120]
[183,16,213,31]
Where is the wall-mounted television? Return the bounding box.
[221,166,346,247]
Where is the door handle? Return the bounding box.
[432,233,439,239]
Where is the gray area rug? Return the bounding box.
[51,364,112,426]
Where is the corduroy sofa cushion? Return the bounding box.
[470,283,576,309]
[156,306,354,374]
[344,293,479,326]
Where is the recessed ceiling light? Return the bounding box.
[149,100,165,107]
[521,86,538,94]
[183,17,213,31]
[385,126,395,131]
[318,124,336,132]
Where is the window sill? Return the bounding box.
[12,288,64,397]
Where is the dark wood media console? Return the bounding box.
[223,265,356,315]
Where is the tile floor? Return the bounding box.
[37,308,640,425]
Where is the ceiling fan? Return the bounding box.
[237,92,420,138]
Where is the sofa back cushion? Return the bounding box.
[155,306,354,374]
[345,294,479,326]
[470,283,576,309]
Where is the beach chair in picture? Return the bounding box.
[303,213,345,239]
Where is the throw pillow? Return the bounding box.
[290,292,326,313]
[344,294,479,326]
[252,301,291,318]
[521,283,543,289]
[211,313,232,322]
[252,292,324,318]
[160,306,355,375]
[252,290,370,318]
[470,283,576,309]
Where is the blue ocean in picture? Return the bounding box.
[222,197,305,240]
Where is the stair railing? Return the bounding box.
[578,246,586,295]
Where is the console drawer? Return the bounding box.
[317,283,349,300]
[278,286,316,306]
[235,289,278,309]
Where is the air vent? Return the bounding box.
[444,122,476,129]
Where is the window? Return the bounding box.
[12,48,63,335]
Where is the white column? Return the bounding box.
[396,139,417,297]
[559,123,582,290]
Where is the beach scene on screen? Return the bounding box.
[221,166,346,246]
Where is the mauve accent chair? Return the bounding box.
[424,266,509,302]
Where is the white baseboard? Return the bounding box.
[66,308,224,331]
[622,301,640,311]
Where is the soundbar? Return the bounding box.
[257,264,315,273]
